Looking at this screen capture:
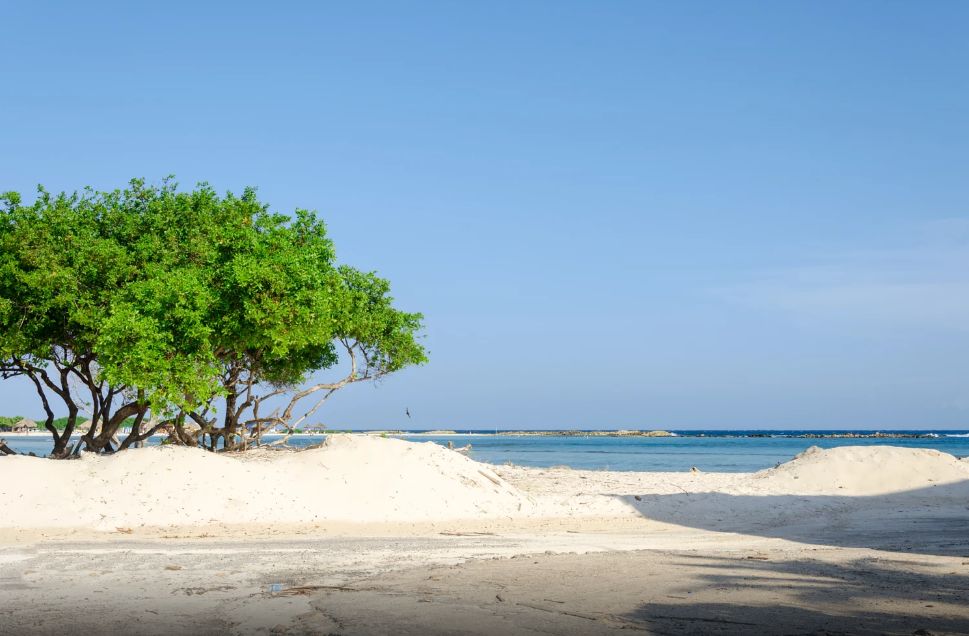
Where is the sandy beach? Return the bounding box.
[4,2,967,634]
[1,436,968,635]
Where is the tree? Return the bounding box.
[0,179,426,456]
[205,265,429,450]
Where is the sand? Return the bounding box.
[6,438,966,532]
[1,438,968,634]
[754,444,969,494]
[0,435,530,530]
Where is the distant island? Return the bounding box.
[393,430,947,439]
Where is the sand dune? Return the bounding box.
[1,438,967,533]
[0,435,530,530]
[752,444,969,494]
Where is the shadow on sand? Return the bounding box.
[292,548,969,635]
[616,552,969,635]
[616,479,969,556]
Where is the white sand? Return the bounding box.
[752,444,969,494]
[2,439,968,635]
[1,437,967,533]
[0,435,530,530]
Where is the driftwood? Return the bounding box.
[0,438,16,455]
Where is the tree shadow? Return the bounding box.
[292,549,969,635]
[615,480,969,556]
[618,553,969,635]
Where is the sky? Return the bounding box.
[2,1,968,429]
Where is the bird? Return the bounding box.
[405,408,411,419]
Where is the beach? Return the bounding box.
[1,436,968,634]
[6,429,969,472]
[4,2,967,634]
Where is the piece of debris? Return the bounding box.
[439,531,496,536]
[475,469,502,486]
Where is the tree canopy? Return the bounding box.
[0,178,426,456]
[0,415,26,429]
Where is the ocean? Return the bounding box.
[4,430,969,472]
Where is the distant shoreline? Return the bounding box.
[4,428,967,441]
[359,429,964,439]
[396,431,957,439]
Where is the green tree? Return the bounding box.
[211,264,429,450]
[0,415,25,429]
[0,179,426,456]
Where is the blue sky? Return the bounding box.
[2,2,968,429]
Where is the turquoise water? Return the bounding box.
[5,430,969,472]
[400,432,969,471]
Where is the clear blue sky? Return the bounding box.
[2,2,968,429]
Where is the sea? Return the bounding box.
[4,430,969,472]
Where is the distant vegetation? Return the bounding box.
[0,417,350,434]
[0,178,426,456]
[0,415,27,429]
[0,417,349,434]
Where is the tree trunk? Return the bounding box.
[133,415,144,448]
[51,409,79,458]
[223,389,239,451]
